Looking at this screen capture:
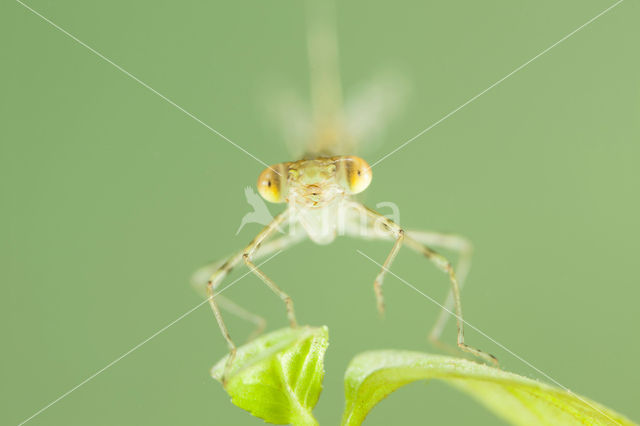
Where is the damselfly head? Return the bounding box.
[257,155,372,207]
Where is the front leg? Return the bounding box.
[350,203,497,366]
[206,210,294,384]
[405,231,473,350]
[403,234,498,365]
[359,205,404,316]
[242,211,298,328]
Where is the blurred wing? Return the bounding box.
[344,71,409,155]
[263,1,409,158]
[266,89,313,159]
[304,0,409,157]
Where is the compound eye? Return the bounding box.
[257,164,287,203]
[342,156,372,194]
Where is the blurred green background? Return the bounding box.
[2,0,639,424]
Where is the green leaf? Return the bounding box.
[342,350,635,426]
[211,326,328,425]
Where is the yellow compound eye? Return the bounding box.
[257,164,287,203]
[340,156,372,194]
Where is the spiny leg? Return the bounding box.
[194,253,258,341]
[192,232,305,341]
[403,235,497,365]
[242,211,298,329]
[406,231,473,352]
[205,212,298,383]
[347,203,495,365]
[357,205,405,316]
[243,254,298,328]
[242,212,298,328]
[206,265,237,386]
[215,295,266,342]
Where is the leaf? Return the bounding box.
[211,326,328,425]
[342,350,635,426]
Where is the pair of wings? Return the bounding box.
[266,1,409,158]
[270,73,408,159]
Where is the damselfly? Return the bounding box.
[193,1,497,383]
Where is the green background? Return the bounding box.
[2,0,639,424]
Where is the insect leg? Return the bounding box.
[193,232,305,342]
[346,203,495,365]
[352,205,405,316]
[403,234,498,365]
[203,211,299,383]
[242,211,298,328]
[210,295,266,342]
[205,252,242,386]
[405,231,473,352]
